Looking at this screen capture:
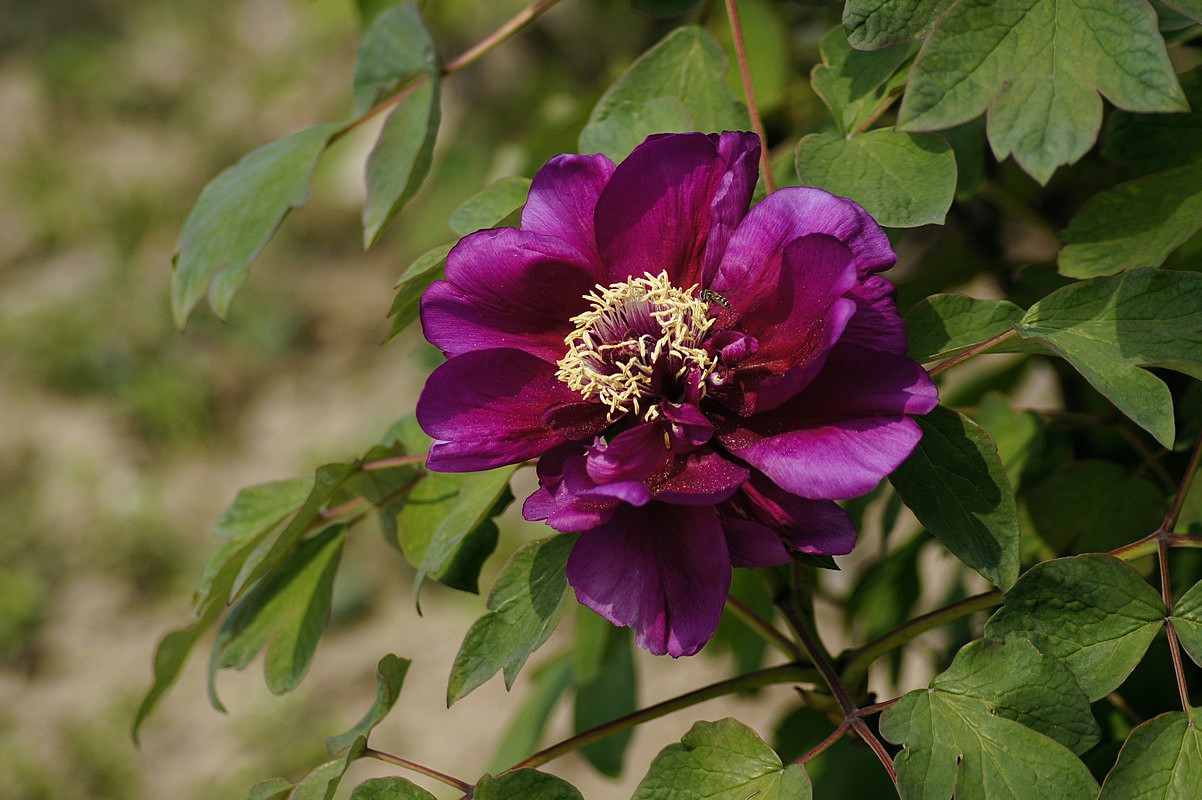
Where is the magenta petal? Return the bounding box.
[714,187,895,292]
[586,423,665,483]
[838,275,907,355]
[661,402,714,451]
[738,478,857,555]
[418,349,580,471]
[421,228,599,362]
[726,417,923,499]
[787,344,939,420]
[567,504,731,657]
[521,153,616,267]
[721,518,792,568]
[594,132,760,288]
[653,450,749,505]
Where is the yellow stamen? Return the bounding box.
[555,271,718,421]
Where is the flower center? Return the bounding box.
[556,271,718,421]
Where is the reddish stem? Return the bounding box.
[723,0,774,193]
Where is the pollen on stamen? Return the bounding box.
[555,271,719,421]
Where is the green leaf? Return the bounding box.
[1163,0,1202,21]
[326,654,411,755]
[448,176,532,236]
[579,25,748,161]
[474,770,583,800]
[811,26,912,137]
[897,0,1186,184]
[209,525,346,708]
[843,0,953,49]
[257,737,366,800]
[230,462,360,600]
[447,534,574,705]
[1171,581,1202,668]
[351,1,438,116]
[1024,461,1165,554]
[196,478,314,609]
[574,625,636,777]
[985,554,1165,700]
[847,534,924,641]
[969,391,1042,488]
[795,129,955,227]
[362,78,441,246]
[632,718,812,800]
[348,776,436,800]
[1097,708,1202,799]
[890,405,1021,588]
[903,294,1026,363]
[1058,160,1202,278]
[385,242,453,340]
[401,465,516,602]
[880,638,1100,800]
[1014,269,1202,448]
[132,599,223,743]
[1104,67,1202,173]
[487,652,574,773]
[710,569,774,675]
[171,123,339,327]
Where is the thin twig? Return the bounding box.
[841,590,1003,687]
[339,0,565,138]
[928,328,1019,376]
[725,594,805,661]
[723,0,774,193]
[365,747,473,792]
[1165,429,1202,534]
[1159,539,1193,713]
[508,663,819,772]
[361,455,425,471]
[797,721,850,765]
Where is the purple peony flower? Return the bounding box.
[416,132,937,657]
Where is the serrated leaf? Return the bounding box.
[903,294,1026,363]
[880,638,1100,800]
[447,534,574,705]
[1058,160,1202,278]
[488,652,574,773]
[1097,708,1202,799]
[632,718,812,800]
[386,242,453,340]
[1172,581,1202,668]
[1104,67,1202,173]
[985,554,1165,700]
[890,405,1021,588]
[1024,461,1165,553]
[579,25,748,161]
[348,776,436,800]
[897,0,1186,184]
[811,26,912,136]
[574,625,636,777]
[403,466,515,603]
[474,770,583,800]
[796,130,954,227]
[843,0,953,49]
[351,1,438,116]
[1014,269,1202,448]
[448,176,532,236]
[326,654,411,755]
[363,78,441,246]
[209,525,346,709]
[171,123,339,327]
